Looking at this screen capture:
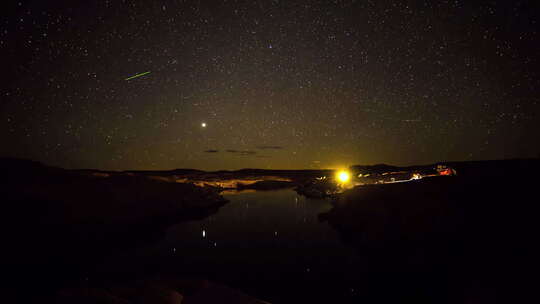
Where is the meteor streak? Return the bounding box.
[125,71,151,81]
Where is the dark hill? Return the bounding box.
[321,158,540,303]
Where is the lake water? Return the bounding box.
[92,189,372,303]
[103,189,365,303]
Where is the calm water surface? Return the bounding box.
[104,189,364,303]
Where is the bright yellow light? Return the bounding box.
[201,122,207,128]
[337,170,350,183]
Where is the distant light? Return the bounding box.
[202,229,206,238]
[201,122,207,128]
[337,170,350,183]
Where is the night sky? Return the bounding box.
[2,0,539,170]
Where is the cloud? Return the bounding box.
[226,149,257,156]
[204,149,219,153]
[256,145,284,150]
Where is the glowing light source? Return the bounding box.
[201,122,207,128]
[336,170,350,183]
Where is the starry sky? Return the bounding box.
[2,0,539,170]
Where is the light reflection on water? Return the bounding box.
[124,189,363,301]
[163,189,345,252]
[219,188,257,195]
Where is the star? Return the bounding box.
[2,1,536,170]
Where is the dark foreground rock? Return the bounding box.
[56,277,269,304]
[319,159,540,303]
[0,158,228,303]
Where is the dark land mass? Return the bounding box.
[82,167,336,189]
[321,158,540,303]
[1,157,539,303]
[236,180,296,191]
[0,158,228,303]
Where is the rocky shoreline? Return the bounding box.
[3,158,539,303]
[0,159,234,303]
